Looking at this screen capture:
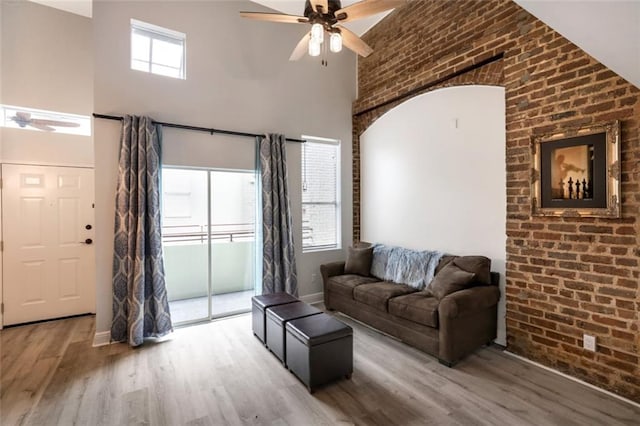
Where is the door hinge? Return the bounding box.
[0,177,3,189]
[1,303,4,315]
[0,241,3,252]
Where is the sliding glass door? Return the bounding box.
[161,168,256,324]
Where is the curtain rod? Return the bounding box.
[92,113,306,143]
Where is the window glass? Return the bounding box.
[131,19,185,79]
[301,137,341,252]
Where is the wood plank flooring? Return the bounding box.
[1,312,639,425]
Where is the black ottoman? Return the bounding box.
[285,313,353,393]
[265,301,322,365]
[251,292,298,344]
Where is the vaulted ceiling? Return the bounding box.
[23,0,640,88]
[515,1,640,89]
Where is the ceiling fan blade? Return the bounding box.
[310,0,329,14]
[239,12,308,24]
[290,32,311,61]
[335,0,406,23]
[31,123,56,132]
[338,26,374,57]
[31,118,80,128]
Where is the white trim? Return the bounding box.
[131,19,186,41]
[505,351,640,409]
[130,19,186,80]
[92,331,112,347]
[300,292,324,305]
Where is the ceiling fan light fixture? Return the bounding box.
[310,22,324,43]
[308,38,321,57]
[330,32,342,53]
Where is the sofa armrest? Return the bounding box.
[438,285,500,365]
[439,285,500,319]
[320,262,346,284]
[320,262,345,309]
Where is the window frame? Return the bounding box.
[301,135,342,253]
[0,104,91,136]
[130,19,186,80]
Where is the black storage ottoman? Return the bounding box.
[285,313,353,393]
[265,301,322,365]
[251,292,298,344]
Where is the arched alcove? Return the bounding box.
[360,85,507,344]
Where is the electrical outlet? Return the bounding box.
[311,273,318,285]
[583,334,596,352]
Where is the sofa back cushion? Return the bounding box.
[435,255,456,275]
[387,248,442,290]
[370,244,443,290]
[344,246,374,276]
[370,244,392,280]
[452,256,492,285]
[428,262,477,300]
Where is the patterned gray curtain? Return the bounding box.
[111,115,173,346]
[259,134,298,296]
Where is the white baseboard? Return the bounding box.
[92,331,112,347]
[300,291,324,305]
[505,351,640,409]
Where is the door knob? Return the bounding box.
[85,224,92,230]
[81,238,93,245]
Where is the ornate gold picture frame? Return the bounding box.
[531,120,620,218]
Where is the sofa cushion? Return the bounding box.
[327,274,380,299]
[435,255,456,276]
[354,282,417,312]
[428,263,477,300]
[370,244,392,280]
[386,247,443,290]
[453,256,491,285]
[345,246,374,276]
[388,293,439,328]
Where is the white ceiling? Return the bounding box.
[28,0,92,18]
[25,0,639,88]
[515,0,640,89]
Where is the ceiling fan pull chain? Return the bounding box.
[322,34,328,67]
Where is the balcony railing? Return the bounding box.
[162,223,255,245]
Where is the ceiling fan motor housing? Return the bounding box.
[304,0,343,24]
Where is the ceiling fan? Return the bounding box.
[240,0,405,61]
[9,111,80,132]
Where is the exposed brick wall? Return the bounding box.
[354,0,640,402]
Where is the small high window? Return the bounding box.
[131,19,185,79]
[302,136,341,252]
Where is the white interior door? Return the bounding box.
[2,164,95,326]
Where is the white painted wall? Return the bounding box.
[1,1,93,166]
[0,0,3,329]
[360,86,507,345]
[93,1,355,334]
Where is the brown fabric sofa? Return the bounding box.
[321,255,500,366]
